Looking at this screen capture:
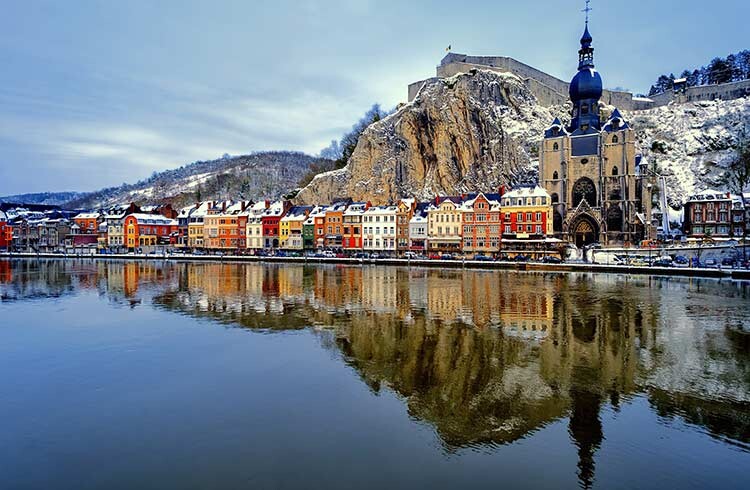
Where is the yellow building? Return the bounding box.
[188,201,213,249]
[280,206,313,250]
[427,197,463,253]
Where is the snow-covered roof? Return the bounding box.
[363,205,397,215]
[459,192,501,211]
[125,213,178,226]
[73,212,101,220]
[344,202,368,215]
[177,204,197,218]
[674,78,687,84]
[0,210,7,221]
[687,189,736,202]
[263,201,287,217]
[502,185,551,201]
[280,205,312,221]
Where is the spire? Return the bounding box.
[578,0,595,69]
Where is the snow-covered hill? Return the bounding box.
[66,152,329,209]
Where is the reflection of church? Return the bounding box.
[539,20,655,246]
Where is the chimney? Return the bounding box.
[499,185,506,197]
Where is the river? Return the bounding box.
[0,259,748,489]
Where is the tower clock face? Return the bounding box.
[580,158,589,164]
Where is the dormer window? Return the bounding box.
[612,166,618,176]
[553,142,559,151]
[612,135,619,144]
[553,171,559,180]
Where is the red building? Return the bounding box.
[261,201,291,249]
[0,211,11,250]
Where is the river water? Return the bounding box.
[0,259,748,489]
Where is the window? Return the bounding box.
[553,142,559,151]
[612,166,618,176]
[517,212,523,222]
[612,135,619,143]
[536,225,542,234]
[536,212,542,221]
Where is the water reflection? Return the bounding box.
[1,259,749,487]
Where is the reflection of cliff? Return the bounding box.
[5,259,749,473]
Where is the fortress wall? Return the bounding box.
[409,53,750,110]
[408,78,437,102]
[602,90,634,110]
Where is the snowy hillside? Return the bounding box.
[66,152,329,209]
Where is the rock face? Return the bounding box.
[296,68,750,207]
[296,70,555,205]
[630,98,750,205]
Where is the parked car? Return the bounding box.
[513,254,530,262]
[474,255,493,261]
[440,253,455,260]
[721,257,737,267]
[652,258,673,267]
[354,252,370,259]
[542,255,562,264]
[704,258,718,267]
[673,255,689,266]
[428,254,442,260]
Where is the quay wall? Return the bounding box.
[1,253,745,281]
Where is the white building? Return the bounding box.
[362,205,398,252]
[244,201,269,250]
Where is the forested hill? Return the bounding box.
[649,50,750,95]
[66,151,331,209]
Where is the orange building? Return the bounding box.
[324,200,350,248]
[205,201,251,250]
[124,213,178,250]
[73,212,102,234]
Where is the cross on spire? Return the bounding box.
[582,0,592,26]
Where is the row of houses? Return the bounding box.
[1,187,748,255]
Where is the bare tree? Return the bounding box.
[724,141,750,195]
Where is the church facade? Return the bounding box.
[539,23,655,247]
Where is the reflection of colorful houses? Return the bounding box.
[124,214,178,249]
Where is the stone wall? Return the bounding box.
[407,53,750,112]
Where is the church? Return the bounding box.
[539,20,655,247]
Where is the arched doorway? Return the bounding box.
[571,215,600,248]
[572,177,597,207]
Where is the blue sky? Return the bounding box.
[0,0,747,195]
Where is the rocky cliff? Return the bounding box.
[296,69,750,206]
[296,70,556,205]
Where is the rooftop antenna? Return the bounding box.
[582,0,592,26]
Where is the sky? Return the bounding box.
[0,0,748,196]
